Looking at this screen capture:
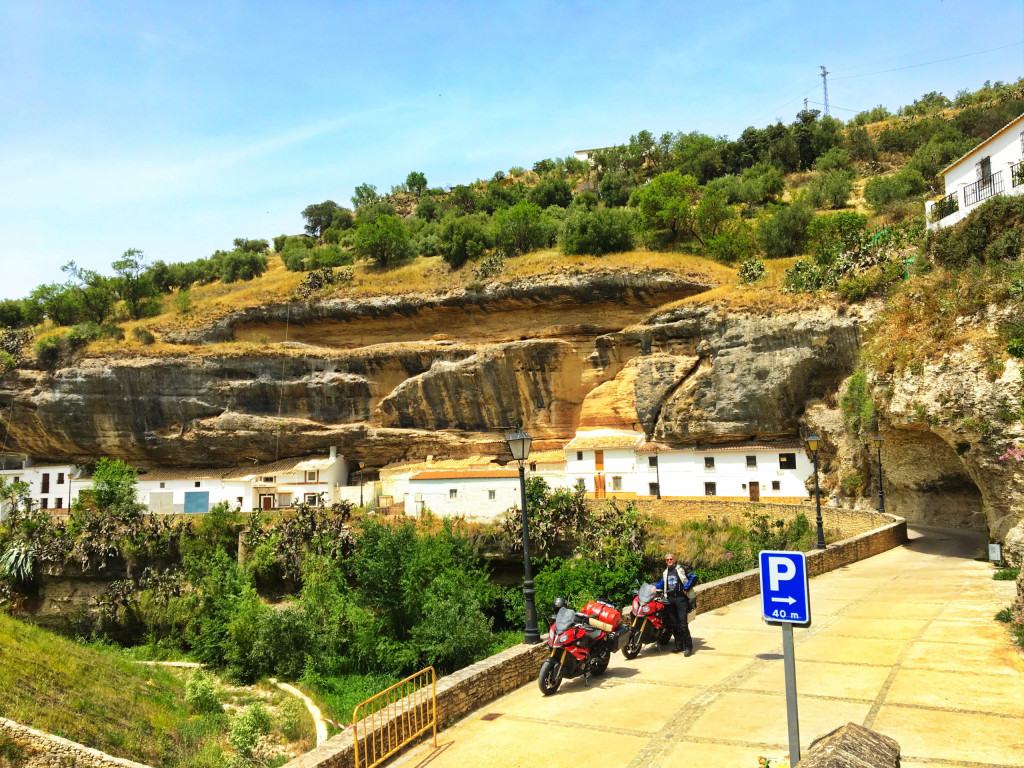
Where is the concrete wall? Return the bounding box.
[408,478,520,521]
[0,716,153,768]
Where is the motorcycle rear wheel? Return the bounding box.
[538,659,562,695]
[622,631,643,660]
[589,648,611,676]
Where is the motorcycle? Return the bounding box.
[538,598,631,695]
[621,583,672,659]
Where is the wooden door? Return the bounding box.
[594,475,606,499]
[749,483,760,502]
[260,494,275,510]
[594,450,604,471]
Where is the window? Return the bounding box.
[488,490,496,501]
[978,155,992,185]
[159,482,165,489]
[746,455,757,468]
[779,453,796,469]
[40,498,48,509]
[575,478,586,490]
[648,456,658,467]
[611,476,623,491]
[55,497,63,509]
[41,473,50,493]
[649,483,659,496]
[449,488,458,499]
[194,481,201,488]
[305,470,317,482]
[704,456,715,470]
[594,450,604,471]
[57,473,65,484]
[704,483,716,496]
[576,451,583,461]
[1020,130,1024,154]
[772,481,781,491]
[261,476,275,483]
[529,462,536,472]
[304,493,319,505]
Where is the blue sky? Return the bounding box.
[2,0,1022,300]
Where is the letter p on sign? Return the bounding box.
[768,556,796,591]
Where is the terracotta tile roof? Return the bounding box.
[380,455,499,475]
[137,467,234,482]
[410,470,520,481]
[224,456,336,480]
[563,433,644,450]
[528,449,567,464]
[693,441,802,452]
[636,442,672,453]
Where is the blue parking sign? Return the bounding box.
[759,551,811,626]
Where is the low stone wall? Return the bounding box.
[0,717,152,768]
[614,498,889,543]
[284,643,550,768]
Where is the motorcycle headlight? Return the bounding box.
[557,632,571,644]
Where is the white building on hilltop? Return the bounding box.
[0,456,84,517]
[927,111,1024,230]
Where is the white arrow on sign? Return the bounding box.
[771,596,796,604]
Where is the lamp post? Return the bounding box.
[358,462,364,507]
[506,428,540,644]
[806,435,826,549]
[653,446,662,499]
[873,436,885,514]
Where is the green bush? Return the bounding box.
[812,147,852,173]
[528,175,573,209]
[439,213,494,268]
[993,567,1020,580]
[353,215,411,268]
[841,369,874,435]
[737,257,765,283]
[805,170,853,210]
[184,670,223,714]
[558,207,635,255]
[929,195,1024,269]
[864,168,926,208]
[173,289,192,315]
[836,260,904,302]
[229,702,271,758]
[278,697,307,742]
[273,235,287,252]
[34,335,63,367]
[132,328,156,345]
[494,201,555,256]
[758,199,813,258]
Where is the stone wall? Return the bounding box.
[0,717,153,768]
[599,498,890,543]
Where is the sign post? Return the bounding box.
[759,551,811,767]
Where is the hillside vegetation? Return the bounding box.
[3,77,1024,371]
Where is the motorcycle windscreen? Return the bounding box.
[554,606,577,633]
[638,583,658,605]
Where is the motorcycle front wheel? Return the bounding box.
[538,658,562,695]
[622,630,643,659]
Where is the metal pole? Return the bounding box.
[876,444,885,514]
[782,623,801,766]
[359,467,364,507]
[813,450,825,549]
[519,463,540,643]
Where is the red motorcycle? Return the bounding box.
[538,598,630,695]
[622,583,672,659]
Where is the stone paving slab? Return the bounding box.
[390,526,1023,768]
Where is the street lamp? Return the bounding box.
[358,462,365,507]
[873,436,885,514]
[506,427,540,644]
[653,446,662,500]
[806,435,826,549]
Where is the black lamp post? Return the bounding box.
[506,428,540,644]
[358,462,364,507]
[873,436,885,514]
[653,446,662,499]
[807,435,826,549]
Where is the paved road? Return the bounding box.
[393,526,1024,768]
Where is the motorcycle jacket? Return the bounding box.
[655,563,695,596]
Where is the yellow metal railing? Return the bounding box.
[352,666,436,768]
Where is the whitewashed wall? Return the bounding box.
[138,478,252,514]
[408,478,521,520]
[0,465,81,512]
[657,449,812,498]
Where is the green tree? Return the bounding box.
[528,175,573,209]
[598,169,635,207]
[558,207,635,255]
[89,457,142,520]
[301,201,340,238]
[438,213,494,268]
[494,201,553,256]
[0,299,27,329]
[758,199,814,258]
[353,214,410,268]
[111,248,160,320]
[232,238,270,254]
[406,171,428,197]
[630,171,700,246]
[805,170,854,210]
[351,184,380,210]
[60,262,114,325]
[447,185,479,215]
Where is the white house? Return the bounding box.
[136,467,252,514]
[0,457,84,517]
[639,441,813,501]
[926,111,1024,230]
[527,449,569,490]
[407,469,521,520]
[563,430,646,498]
[380,455,500,513]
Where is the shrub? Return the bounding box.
[805,170,853,209]
[0,350,15,371]
[812,147,852,173]
[278,697,307,742]
[185,671,223,714]
[173,289,192,315]
[741,162,785,204]
[229,703,272,758]
[706,220,757,264]
[34,335,63,367]
[737,257,765,283]
[353,215,411,268]
[836,260,903,302]
[839,472,862,495]
[993,567,1020,581]
[558,207,635,255]
[438,213,494,268]
[494,201,555,256]
[758,199,813,258]
[273,235,288,252]
[841,369,874,435]
[212,250,269,282]
[807,211,867,264]
[528,175,573,209]
[132,328,156,345]
[864,168,926,208]
[929,195,1024,269]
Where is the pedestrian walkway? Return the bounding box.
[392,526,1024,768]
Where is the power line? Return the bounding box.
[807,100,859,114]
[832,42,1023,81]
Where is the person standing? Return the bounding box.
[653,552,696,656]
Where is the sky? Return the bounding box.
[2,0,1023,300]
